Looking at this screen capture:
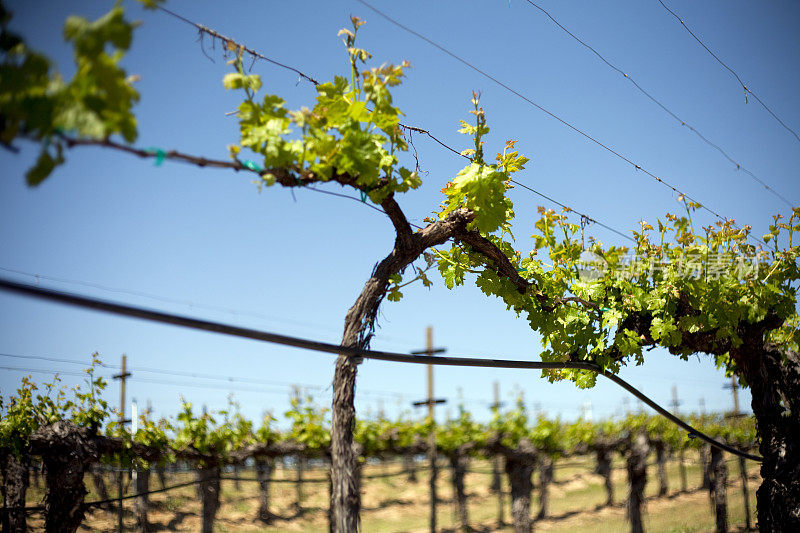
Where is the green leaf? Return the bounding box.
[26,145,64,186]
[650,317,680,346]
[223,72,262,92]
[440,162,512,234]
[64,8,133,58]
[387,289,403,302]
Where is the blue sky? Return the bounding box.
[2,0,798,428]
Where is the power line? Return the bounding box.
[0,362,398,405]
[152,5,635,244]
[0,364,86,378]
[656,0,800,146]
[0,276,762,462]
[0,363,248,396]
[354,0,764,246]
[0,350,321,388]
[518,0,794,208]
[0,351,408,401]
[0,362,295,395]
[0,351,98,369]
[128,375,311,396]
[128,376,406,403]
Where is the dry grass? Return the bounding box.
[22,452,759,532]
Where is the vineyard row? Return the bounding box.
[0,364,756,532]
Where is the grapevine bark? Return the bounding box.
[255,458,275,523]
[709,445,728,533]
[536,455,554,519]
[197,464,221,533]
[447,446,471,530]
[488,436,536,533]
[730,343,800,532]
[503,441,536,533]
[90,463,110,507]
[593,440,616,507]
[625,432,648,533]
[618,298,799,530]
[1,452,29,533]
[652,437,668,496]
[134,468,151,533]
[330,200,474,532]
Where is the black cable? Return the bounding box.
[354,0,765,247]
[519,0,794,208]
[0,364,86,378]
[656,0,800,145]
[0,277,762,462]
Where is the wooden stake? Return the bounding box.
[426,326,437,533]
[411,327,446,533]
[726,377,751,529]
[492,381,504,526]
[112,354,131,533]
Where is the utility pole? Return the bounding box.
[671,385,681,414]
[724,376,741,417]
[725,377,752,529]
[581,400,593,422]
[411,326,446,533]
[491,381,504,526]
[292,385,304,510]
[112,354,131,533]
[698,396,711,490]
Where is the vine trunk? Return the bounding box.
[448,450,470,530]
[197,464,220,533]
[536,455,554,519]
[709,445,728,533]
[1,452,29,533]
[134,468,151,532]
[625,432,648,533]
[255,457,274,523]
[732,344,800,531]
